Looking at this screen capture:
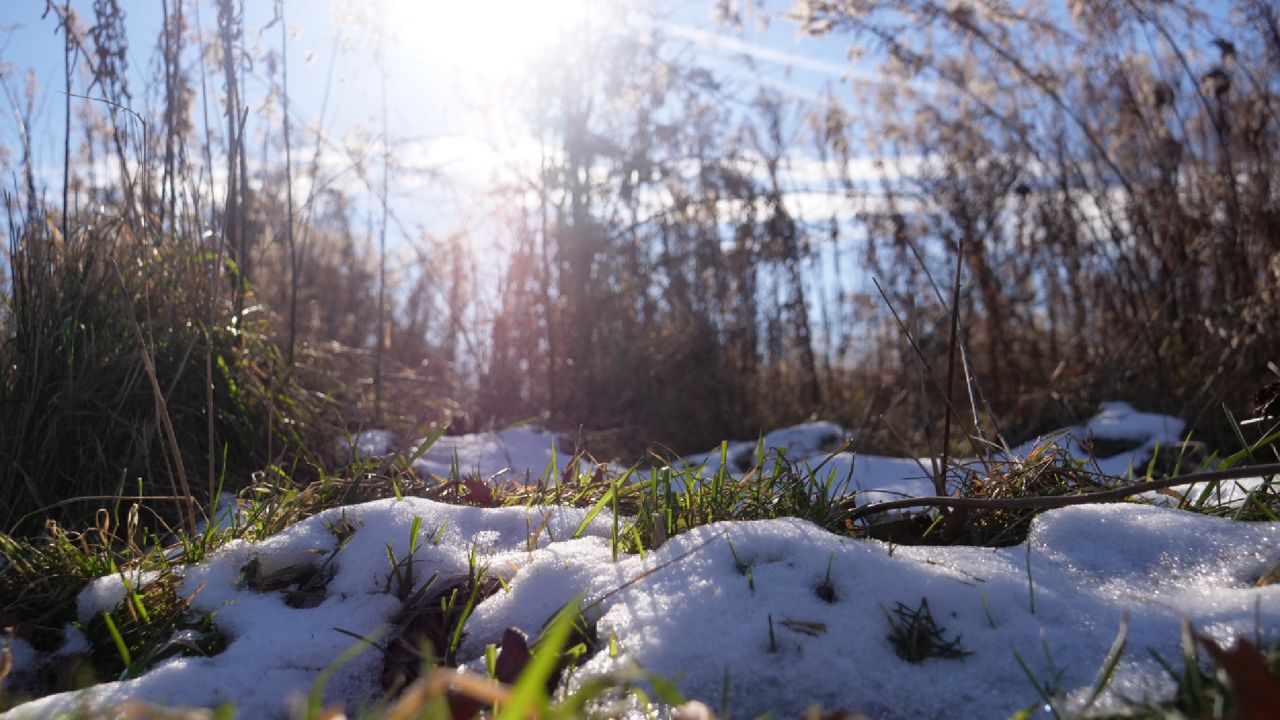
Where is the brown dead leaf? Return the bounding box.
[381,576,504,692]
[1196,632,1280,720]
[430,630,527,720]
[779,619,828,637]
[458,477,494,507]
[495,627,531,684]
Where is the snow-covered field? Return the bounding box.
[3,403,1277,718]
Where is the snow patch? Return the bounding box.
[6,501,1278,719]
[3,637,37,684]
[410,426,569,480]
[335,429,399,460]
[7,405,1277,718]
[6,498,617,720]
[76,570,164,625]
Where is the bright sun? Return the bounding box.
[387,0,591,80]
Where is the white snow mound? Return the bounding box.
[5,499,1278,719]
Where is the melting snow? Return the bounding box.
[4,404,1278,719]
[410,426,578,481]
[77,571,164,626]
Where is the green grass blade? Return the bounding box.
[573,485,616,540]
[306,625,385,717]
[101,611,131,671]
[497,596,585,720]
[1080,611,1128,713]
[406,424,448,465]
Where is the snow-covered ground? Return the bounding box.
[351,402,1206,504]
[3,404,1278,718]
[364,401,1255,507]
[411,425,580,481]
[338,425,601,483]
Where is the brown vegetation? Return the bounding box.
[1,0,1277,532]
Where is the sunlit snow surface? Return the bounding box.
[4,404,1278,719]
[345,403,1261,506]
[410,426,573,481]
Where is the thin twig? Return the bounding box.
[878,413,944,490]
[61,90,148,228]
[871,276,972,451]
[849,463,1280,521]
[939,235,966,496]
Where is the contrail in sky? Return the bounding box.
[649,18,901,89]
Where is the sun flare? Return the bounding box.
[387,0,591,79]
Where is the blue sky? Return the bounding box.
[0,0,1250,363]
[0,0,1245,231]
[0,1,867,238]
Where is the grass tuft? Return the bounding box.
[883,598,971,664]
